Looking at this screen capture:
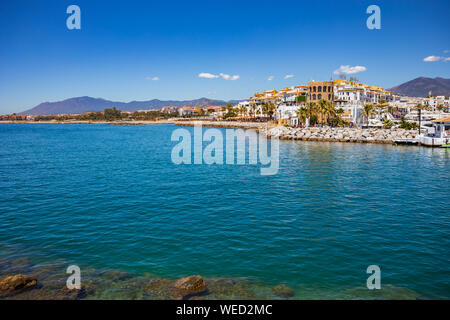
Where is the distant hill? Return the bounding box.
[19,97,240,115]
[388,77,450,97]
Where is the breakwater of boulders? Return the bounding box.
[170,121,419,145]
[260,126,418,144]
[0,256,297,300]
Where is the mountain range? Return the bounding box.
[388,77,450,97]
[19,97,239,115]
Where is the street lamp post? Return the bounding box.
[418,108,421,136]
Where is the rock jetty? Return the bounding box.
[261,126,418,144]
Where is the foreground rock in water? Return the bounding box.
[173,275,207,299]
[261,126,418,144]
[0,275,37,292]
[272,284,295,298]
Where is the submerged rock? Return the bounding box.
[272,284,295,298]
[101,270,131,281]
[0,274,37,292]
[58,286,89,300]
[343,284,420,300]
[144,278,176,299]
[173,275,206,299]
[205,278,265,300]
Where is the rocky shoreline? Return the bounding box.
[0,256,421,300]
[0,256,295,300]
[173,121,420,145]
[261,126,418,144]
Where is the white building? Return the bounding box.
[333,80,396,125]
[275,86,307,123]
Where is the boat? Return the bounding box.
[418,116,450,147]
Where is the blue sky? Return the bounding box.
[0,0,449,113]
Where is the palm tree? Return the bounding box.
[415,103,423,135]
[305,102,313,117]
[335,107,344,122]
[267,102,276,119]
[317,99,325,125]
[386,105,393,115]
[239,106,246,117]
[363,103,374,127]
[260,102,275,119]
[437,105,444,118]
[324,100,336,125]
[296,106,308,125]
[304,102,316,127]
[327,107,345,127]
[250,105,257,119]
[317,99,334,125]
[261,102,268,116]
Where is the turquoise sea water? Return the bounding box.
[0,123,449,299]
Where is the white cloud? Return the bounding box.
[145,76,160,81]
[423,55,450,62]
[198,72,219,79]
[284,74,294,79]
[220,73,240,80]
[423,55,442,62]
[444,50,449,54]
[198,72,239,80]
[333,65,366,75]
[267,75,274,81]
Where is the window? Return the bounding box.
[323,86,326,92]
[328,94,331,100]
[313,86,316,92]
[318,94,322,100]
[318,86,322,92]
[313,94,316,100]
[328,87,331,92]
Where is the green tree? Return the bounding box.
[324,100,336,125]
[239,106,246,117]
[399,116,418,130]
[262,102,276,118]
[250,105,257,118]
[223,104,237,119]
[104,107,122,121]
[296,106,308,125]
[305,102,318,126]
[382,119,394,129]
[317,99,327,125]
[362,104,374,127]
